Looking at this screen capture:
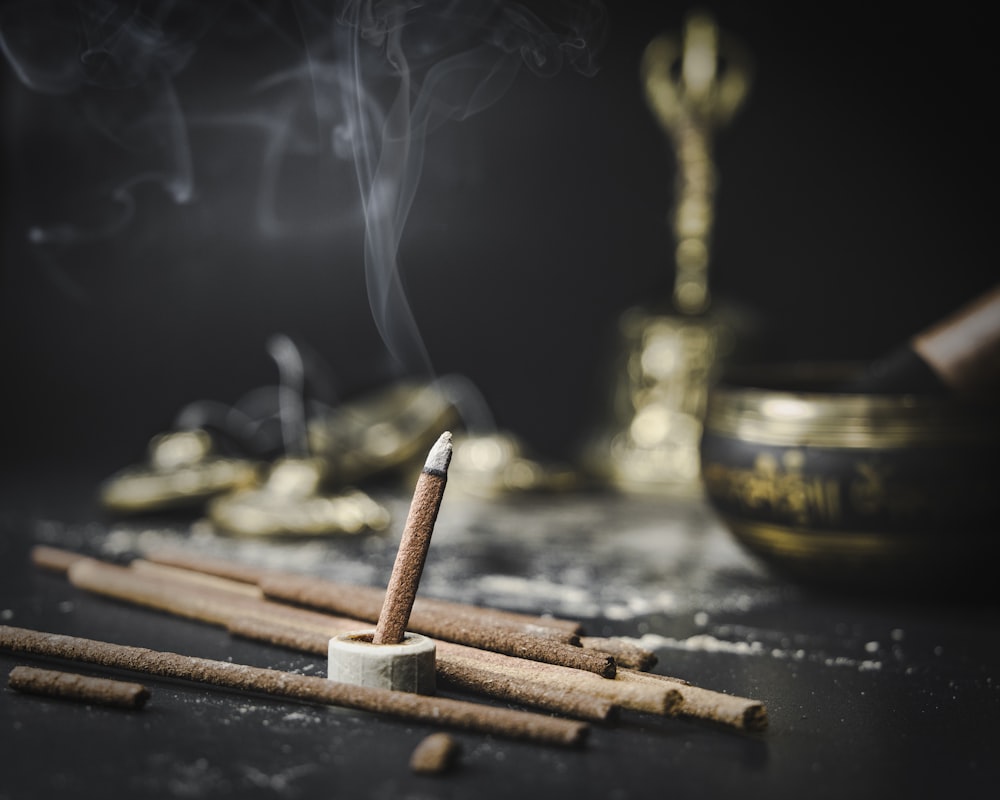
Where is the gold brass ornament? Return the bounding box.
[206,456,391,537]
[586,12,753,494]
[99,429,261,514]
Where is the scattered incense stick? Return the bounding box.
[141,547,583,634]
[144,549,273,586]
[228,615,615,721]
[34,546,763,729]
[410,733,461,774]
[436,642,681,717]
[31,545,88,575]
[56,553,652,719]
[129,560,264,599]
[8,665,150,710]
[66,558,353,636]
[68,548,613,679]
[256,574,583,637]
[0,625,589,747]
[434,651,619,721]
[617,669,768,732]
[374,432,452,646]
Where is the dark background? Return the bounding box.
[2,2,995,476]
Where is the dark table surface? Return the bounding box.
[2,465,998,800]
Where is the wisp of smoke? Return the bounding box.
[2,0,606,433]
[333,0,606,375]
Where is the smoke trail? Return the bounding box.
[2,1,606,422]
[333,0,606,375]
[0,0,221,245]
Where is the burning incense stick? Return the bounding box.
[0,626,588,746]
[8,665,150,709]
[374,431,451,645]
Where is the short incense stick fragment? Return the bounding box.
[373,431,452,646]
[0,626,588,747]
[410,733,461,774]
[8,665,150,709]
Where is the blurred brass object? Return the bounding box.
[449,433,589,498]
[101,379,457,528]
[700,363,1000,590]
[642,11,751,314]
[100,430,261,514]
[308,380,461,484]
[589,13,752,494]
[207,457,391,537]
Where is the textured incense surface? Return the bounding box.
[260,575,580,644]
[60,555,619,719]
[617,670,768,731]
[0,626,589,746]
[8,665,150,709]
[580,636,658,671]
[374,467,447,645]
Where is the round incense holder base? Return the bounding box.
[327,630,436,695]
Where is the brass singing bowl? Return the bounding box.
[699,363,1000,592]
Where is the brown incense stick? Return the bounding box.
[144,548,273,586]
[57,554,652,718]
[129,560,265,599]
[66,558,354,636]
[142,548,583,634]
[373,432,451,646]
[435,642,681,716]
[617,669,768,731]
[580,637,658,671]
[31,545,88,575]
[38,547,757,728]
[0,626,588,746]
[8,665,150,709]
[258,575,580,644]
[257,574,583,637]
[227,616,615,721]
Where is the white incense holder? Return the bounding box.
[327,630,436,694]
